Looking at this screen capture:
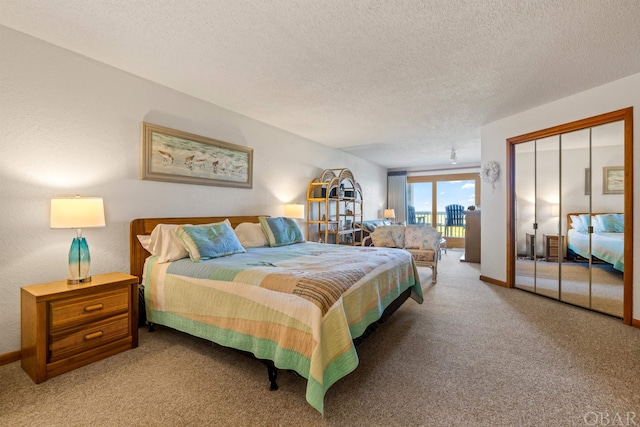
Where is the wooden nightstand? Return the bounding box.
[21,272,138,384]
[543,234,564,262]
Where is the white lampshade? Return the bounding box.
[285,203,305,219]
[551,204,560,217]
[50,196,105,284]
[51,197,106,229]
[383,208,396,219]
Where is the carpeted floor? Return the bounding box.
[1,249,639,426]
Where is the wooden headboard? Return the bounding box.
[129,215,265,282]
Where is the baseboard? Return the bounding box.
[632,318,640,329]
[0,350,21,366]
[479,275,509,288]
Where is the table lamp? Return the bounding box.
[384,209,396,222]
[284,203,305,219]
[50,196,106,284]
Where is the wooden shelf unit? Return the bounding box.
[307,168,363,245]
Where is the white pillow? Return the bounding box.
[579,214,591,231]
[569,215,585,232]
[137,235,152,251]
[148,219,233,263]
[592,215,603,233]
[148,224,190,263]
[234,222,268,247]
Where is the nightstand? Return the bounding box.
[543,234,564,262]
[21,272,138,383]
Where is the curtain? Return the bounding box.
[387,172,407,224]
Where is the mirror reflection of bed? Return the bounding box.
[513,119,625,319]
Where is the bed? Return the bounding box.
[129,215,423,414]
[566,212,624,272]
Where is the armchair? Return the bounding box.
[362,225,441,284]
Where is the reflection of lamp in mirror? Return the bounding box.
[50,196,106,284]
[284,203,305,219]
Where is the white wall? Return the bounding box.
[0,26,387,354]
[481,72,640,322]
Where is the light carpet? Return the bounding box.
[1,249,639,426]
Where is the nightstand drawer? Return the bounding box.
[49,313,130,362]
[49,288,130,331]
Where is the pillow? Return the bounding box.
[259,216,305,247]
[234,222,268,247]
[137,235,152,252]
[595,214,624,233]
[592,215,603,233]
[176,222,245,262]
[405,226,439,250]
[569,215,586,232]
[579,214,591,231]
[362,222,374,232]
[371,225,405,248]
[148,224,190,263]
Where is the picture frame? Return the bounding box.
[141,122,253,188]
[602,166,624,195]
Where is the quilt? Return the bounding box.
[143,242,422,413]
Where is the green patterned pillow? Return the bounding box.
[259,216,305,247]
[176,222,245,261]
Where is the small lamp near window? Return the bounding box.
[284,203,305,219]
[383,209,396,222]
[50,196,106,284]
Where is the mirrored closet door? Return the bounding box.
[509,109,632,320]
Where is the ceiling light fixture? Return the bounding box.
[450,148,457,164]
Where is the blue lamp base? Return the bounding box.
[68,237,91,284]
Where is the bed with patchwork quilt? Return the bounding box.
[130,216,422,414]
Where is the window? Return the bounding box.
[407,173,480,242]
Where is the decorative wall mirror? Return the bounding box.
[506,108,633,324]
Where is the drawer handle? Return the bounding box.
[83,303,104,313]
[84,331,103,341]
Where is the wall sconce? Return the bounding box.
[450,148,457,164]
[50,196,105,284]
[284,203,305,219]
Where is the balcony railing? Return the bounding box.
[411,211,465,238]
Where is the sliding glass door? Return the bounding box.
[407,173,480,248]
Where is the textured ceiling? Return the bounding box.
[1,0,640,169]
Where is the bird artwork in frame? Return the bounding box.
[602,166,624,195]
[141,122,253,188]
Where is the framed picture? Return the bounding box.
[141,122,253,188]
[602,166,624,194]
